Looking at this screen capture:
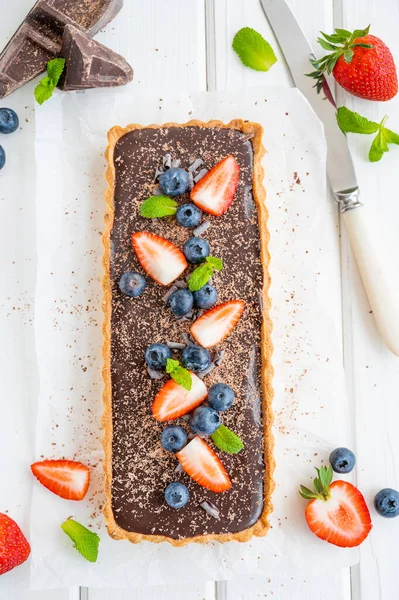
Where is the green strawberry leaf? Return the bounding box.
[188,263,213,292]
[232,27,277,72]
[336,107,380,135]
[46,58,66,86]
[211,424,244,454]
[140,196,178,218]
[61,519,100,563]
[299,485,319,500]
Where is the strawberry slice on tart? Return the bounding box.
[299,466,372,547]
[190,300,244,348]
[131,231,187,286]
[190,155,240,216]
[176,436,231,493]
[31,460,90,501]
[152,373,207,421]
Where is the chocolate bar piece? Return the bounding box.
[102,122,274,545]
[58,25,133,91]
[0,0,123,98]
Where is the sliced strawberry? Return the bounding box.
[132,231,187,286]
[300,466,372,548]
[190,300,244,348]
[190,155,240,216]
[152,373,207,421]
[176,436,231,493]
[0,513,30,575]
[31,460,90,501]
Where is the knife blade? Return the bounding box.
[260,0,358,194]
[260,0,399,356]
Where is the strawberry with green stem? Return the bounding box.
[299,466,372,548]
[308,25,398,101]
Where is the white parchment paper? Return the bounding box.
[32,87,356,589]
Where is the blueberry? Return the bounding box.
[374,488,399,518]
[193,284,218,309]
[182,345,211,372]
[183,237,210,264]
[159,168,190,197]
[119,271,146,297]
[168,289,194,317]
[208,383,235,411]
[145,343,171,370]
[0,145,5,170]
[176,203,201,228]
[190,406,221,435]
[329,447,356,474]
[161,426,187,452]
[164,482,189,509]
[0,108,19,134]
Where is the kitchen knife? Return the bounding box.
[260,0,399,356]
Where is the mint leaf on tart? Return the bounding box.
[188,256,223,292]
[232,27,277,72]
[140,195,178,218]
[211,424,244,454]
[34,58,66,105]
[337,107,399,162]
[61,519,100,563]
[166,358,192,391]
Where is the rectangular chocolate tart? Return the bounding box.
[102,120,274,545]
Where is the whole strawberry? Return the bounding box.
[309,26,398,101]
[0,513,30,575]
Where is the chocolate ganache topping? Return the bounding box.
[110,126,266,539]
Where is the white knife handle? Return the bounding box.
[342,206,399,356]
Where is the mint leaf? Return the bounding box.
[46,58,66,86]
[170,366,192,391]
[34,77,55,105]
[34,58,65,105]
[337,107,379,135]
[166,359,192,391]
[384,129,399,145]
[61,519,100,563]
[211,424,244,454]
[188,263,213,292]
[369,129,388,162]
[206,256,223,271]
[232,27,277,72]
[166,358,180,374]
[140,196,178,218]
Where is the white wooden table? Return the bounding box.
[1,0,399,598]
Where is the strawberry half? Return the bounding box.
[31,460,90,501]
[190,300,244,348]
[132,231,187,286]
[0,513,30,575]
[176,436,231,493]
[152,373,207,421]
[300,466,372,548]
[190,155,240,216]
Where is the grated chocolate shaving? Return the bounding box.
[200,500,220,520]
[147,366,164,380]
[194,168,208,183]
[193,221,210,237]
[166,341,186,350]
[188,158,203,172]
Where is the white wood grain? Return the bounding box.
[335,0,399,599]
[87,582,216,600]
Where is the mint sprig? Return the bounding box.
[232,27,277,72]
[140,196,178,218]
[166,358,192,391]
[61,519,100,563]
[337,106,399,162]
[34,58,66,105]
[211,424,244,454]
[188,256,223,292]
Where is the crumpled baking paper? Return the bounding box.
[31,87,356,589]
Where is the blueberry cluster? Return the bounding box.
[0,108,19,170]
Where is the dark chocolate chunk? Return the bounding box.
[0,0,123,99]
[58,25,133,91]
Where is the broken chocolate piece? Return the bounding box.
[58,25,133,91]
[0,0,123,99]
